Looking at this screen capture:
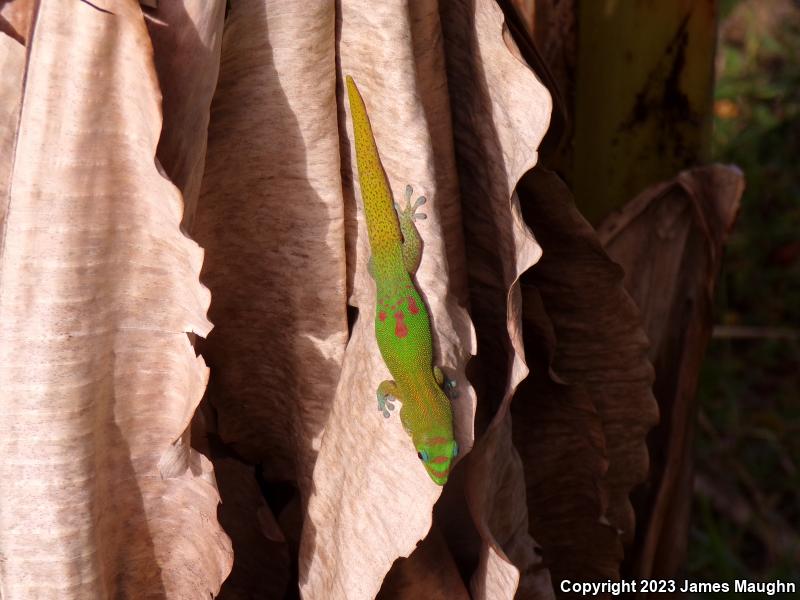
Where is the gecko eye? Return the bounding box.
[417,450,429,462]
[452,442,459,457]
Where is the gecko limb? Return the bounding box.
[434,366,458,399]
[395,184,426,275]
[377,379,399,418]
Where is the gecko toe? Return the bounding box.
[410,195,427,220]
[378,394,396,414]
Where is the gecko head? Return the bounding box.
[416,437,459,486]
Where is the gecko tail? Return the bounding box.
[346,75,403,251]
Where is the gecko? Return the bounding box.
[346,75,458,485]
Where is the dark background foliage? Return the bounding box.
[689,0,800,590]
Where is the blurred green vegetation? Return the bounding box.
[688,0,800,595]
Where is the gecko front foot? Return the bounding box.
[377,379,400,418]
[378,396,395,418]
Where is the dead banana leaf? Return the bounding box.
[0,31,23,224]
[192,0,348,493]
[0,1,231,598]
[514,168,658,594]
[299,0,555,596]
[596,165,744,588]
[438,1,553,597]
[192,1,349,595]
[376,524,471,600]
[301,1,477,596]
[0,0,33,45]
[210,441,293,599]
[0,1,569,598]
[143,0,225,228]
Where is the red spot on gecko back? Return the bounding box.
[407,296,419,315]
[427,437,447,445]
[394,311,408,338]
[378,311,387,322]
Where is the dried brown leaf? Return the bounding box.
[438,0,553,597]
[303,0,551,595]
[0,1,231,597]
[144,0,225,227]
[377,524,471,600]
[192,2,354,593]
[596,165,744,582]
[0,30,24,225]
[192,0,348,489]
[0,0,34,45]
[211,443,292,600]
[513,168,658,593]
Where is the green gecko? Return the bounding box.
[346,75,458,486]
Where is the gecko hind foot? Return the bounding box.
[403,184,427,220]
[396,185,427,275]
